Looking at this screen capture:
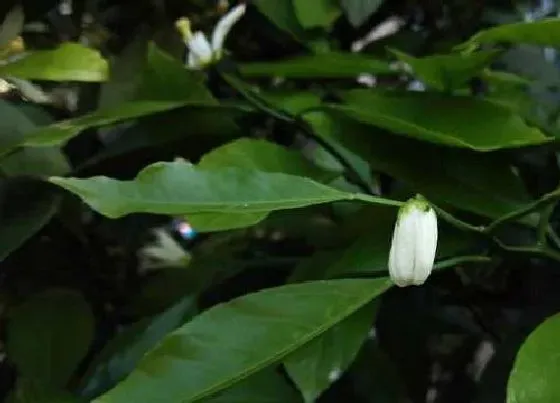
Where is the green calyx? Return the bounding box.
[397,194,432,220]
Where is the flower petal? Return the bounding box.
[412,208,438,285]
[389,209,417,287]
[211,4,246,54]
[187,31,213,65]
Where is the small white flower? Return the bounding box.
[138,229,190,272]
[388,195,438,287]
[176,4,246,69]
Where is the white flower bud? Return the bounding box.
[388,196,438,287]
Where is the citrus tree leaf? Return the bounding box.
[293,0,341,29]
[199,138,336,182]
[48,160,399,224]
[0,182,60,262]
[6,289,94,388]
[80,296,197,399]
[0,43,108,82]
[340,0,384,27]
[21,44,218,148]
[252,0,306,40]
[205,369,301,403]
[464,18,560,49]
[331,89,549,151]
[507,313,560,403]
[239,52,392,78]
[284,302,376,402]
[390,48,501,91]
[93,278,392,403]
[305,110,530,218]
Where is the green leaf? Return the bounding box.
[464,18,560,49]
[239,52,392,78]
[6,289,94,388]
[331,89,549,151]
[0,100,39,157]
[93,278,392,403]
[205,369,301,403]
[293,0,341,29]
[284,302,376,402]
[199,138,336,182]
[390,49,501,91]
[0,182,60,262]
[0,101,70,176]
[49,159,398,222]
[252,0,306,40]
[507,313,560,403]
[340,0,384,27]
[185,211,269,232]
[80,296,197,399]
[305,110,530,218]
[0,43,108,82]
[22,44,217,148]
[23,100,199,147]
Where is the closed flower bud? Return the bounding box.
[388,195,438,287]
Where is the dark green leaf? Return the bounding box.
[93,278,392,403]
[293,0,341,29]
[205,369,301,403]
[0,182,60,262]
[7,378,82,403]
[285,302,376,402]
[305,110,530,218]
[80,296,197,399]
[464,18,560,48]
[331,89,549,151]
[507,313,560,403]
[0,43,108,82]
[6,289,94,388]
[239,52,392,78]
[391,49,501,91]
[340,0,384,27]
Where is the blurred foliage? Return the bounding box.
[0,0,560,402]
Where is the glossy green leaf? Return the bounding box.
[186,211,269,232]
[465,18,560,48]
[49,159,399,222]
[81,296,197,399]
[340,0,384,27]
[507,313,560,403]
[205,369,301,403]
[285,303,376,402]
[93,278,392,403]
[239,52,392,78]
[332,89,549,151]
[391,49,501,91]
[199,138,336,182]
[293,0,341,29]
[305,110,530,218]
[0,43,108,82]
[6,289,94,388]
